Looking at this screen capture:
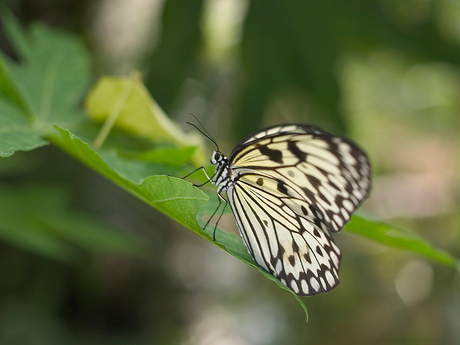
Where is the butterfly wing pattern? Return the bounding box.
[210,124,371,296]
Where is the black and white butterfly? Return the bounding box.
[189,123,371,296]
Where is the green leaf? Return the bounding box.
[0,13,90,157]
[345,215,460,270]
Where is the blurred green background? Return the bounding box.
[1,0,460,344]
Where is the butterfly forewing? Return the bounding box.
[230,125,371,232]
[224,124,371,296]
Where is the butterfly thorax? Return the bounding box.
[210,150,235,193]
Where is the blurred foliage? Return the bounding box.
[0,0,459,344]
[0,184,143,262]
[144,0,204,116]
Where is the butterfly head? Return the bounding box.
[210,150,232,190]
[211,151,225,165]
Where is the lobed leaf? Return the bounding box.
[0,13,90,157]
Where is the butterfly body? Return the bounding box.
[208,124,371,296]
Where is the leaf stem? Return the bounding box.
[93,71,137,149]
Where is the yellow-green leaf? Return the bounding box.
[85,73,207,165]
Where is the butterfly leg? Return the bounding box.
[180,166,207,179]
[212,193,228,242]
[180,166,215,187]
[203,196,221,232]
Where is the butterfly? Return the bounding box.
[188,123,371,296]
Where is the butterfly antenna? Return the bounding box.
[189,114,215,142]
[187,114,219,151]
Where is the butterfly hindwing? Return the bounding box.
[228,177,341,295]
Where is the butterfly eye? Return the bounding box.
[211,151,222,164]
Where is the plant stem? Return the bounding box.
[93,72,136,149]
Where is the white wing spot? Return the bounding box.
[301,280,309,295]
[331,241,340,253]
[332,138,341,144]
[333,214,343,228]
[267,127,281,135]
[343,200,354,212]
[282,125,297,132]
[320,277,326,289]
[339,142,351,152]
[310,277,320,292]
[353,189,363,199]
[331,221,338,230]
[325,270,335,286]
[290,280,299,294]
[330,252,340,268]
[276,260,283,273]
